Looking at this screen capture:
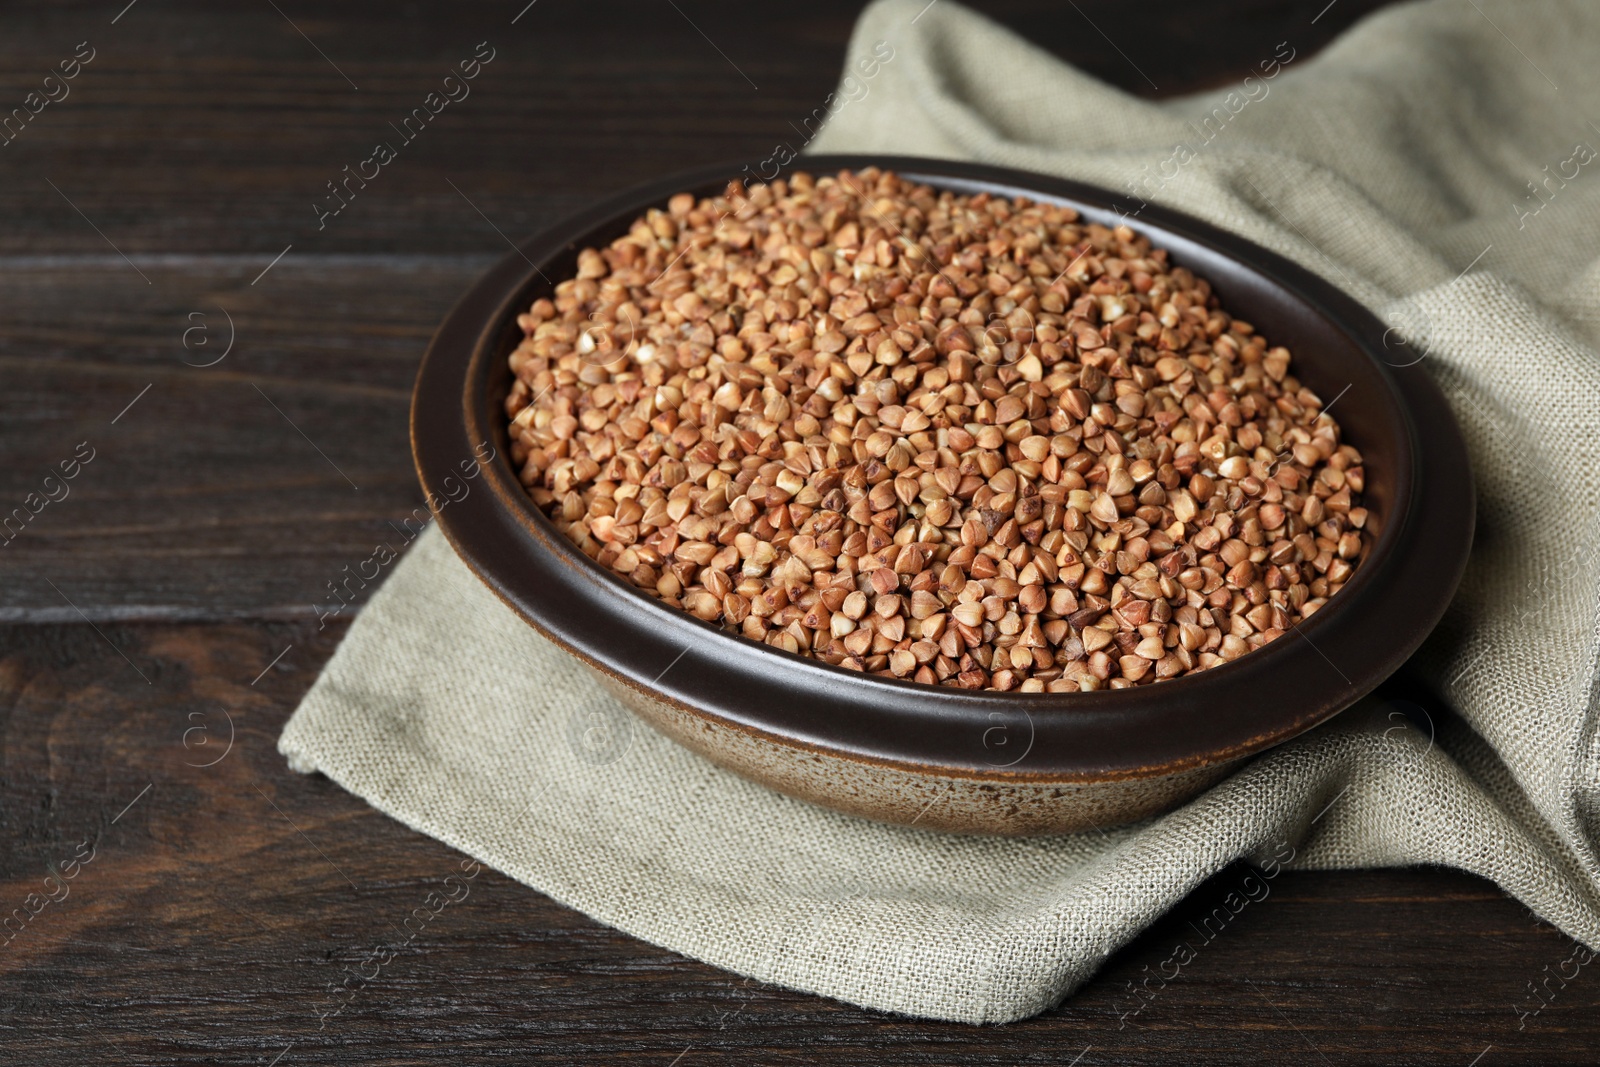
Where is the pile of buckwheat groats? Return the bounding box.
[504,168,1369,692]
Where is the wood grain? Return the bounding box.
[2,621,1594,1065]
[6,1,1585,1063]
[0,259,481,620]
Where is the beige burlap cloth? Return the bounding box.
[280,0,1600,1023]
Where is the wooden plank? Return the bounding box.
[0,620,1593,1065]
[0,260,475,620]
[0,1,1399,258]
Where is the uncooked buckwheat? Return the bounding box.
[504,168,1370,692]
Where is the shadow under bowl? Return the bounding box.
[411,156,1473,835]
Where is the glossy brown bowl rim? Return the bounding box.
[412,155,1473,783]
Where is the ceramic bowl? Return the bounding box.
[411,156,1473,835]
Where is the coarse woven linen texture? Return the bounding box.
[280,0,1600,1023]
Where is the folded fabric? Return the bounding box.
[281,0,1600,1022]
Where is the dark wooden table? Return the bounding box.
[4,2,1595,1063]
